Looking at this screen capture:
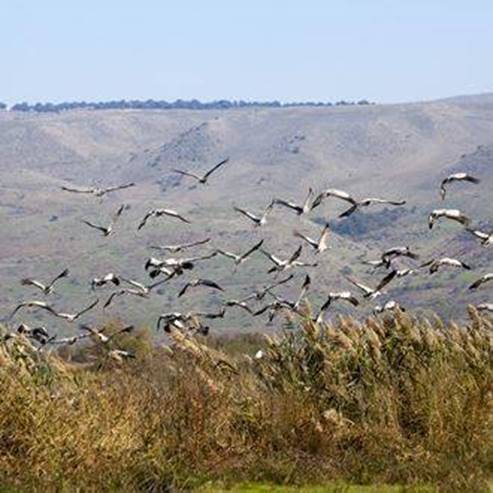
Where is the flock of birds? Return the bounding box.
[3,157,492,360]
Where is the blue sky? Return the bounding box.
[1,1,492,104]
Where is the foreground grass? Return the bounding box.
[0,308,491,491]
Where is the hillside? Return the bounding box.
[1,96,492,333]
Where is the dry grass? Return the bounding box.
[0,308,491,491]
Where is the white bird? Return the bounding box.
[346,270,398,299]
[21,268,69,295]
[108,349,136,362]
[61,182,135,197]
[138,208,191,230]
[381,246,419,266]
[82,204,126,236]
[373,300,405,314]
[149,238,210,253]
[10,299,99,322]
[224,299,254,314]
[145,252,217,274]
[314,292,360,323]
[261,246,317,273]
[428,209,471,229]
[339,198,406,218]
[440,172,480,200]
[272,188,314,215]
[216,240,264,266]
[469,273,493,290]
[420,257,471,274]
[173,158,229,184]
[233,202,274,227]
[476,303,493,312]
[467,228,493,246]
[177,279,224,298]
[269,274,311,312]
[16,324,51,344]
[91,273,121,289]
[294,223,330,253]
[311,188,356,210]
[121,277,170,295]
[80,324,134,344]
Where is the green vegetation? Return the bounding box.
[0,308,491,491]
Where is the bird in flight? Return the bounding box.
[21,268,69,295]
[313,292,360,323]
[346,270,398,299]
[261,245,317,273]
[428,209,471,229]
[381,246,419,267]
[177,279,224,298]
[468,273,493,290]
[373,300,405,314]
[91,273,121,289]
[173,158,229,184]
[294,223,330,254]
[149,238,210,253]
[476,303,493,313]
[10,299,99,322]
[233,202,274,227]
[311,188,356,211]
[467,228,492,246]
[440,172,480,200]
[216,239,264,266]
[82,204,126,236]
[138,208,191,230]
[420,257,471,274]
[339,197,406,218]
[61,182,135,197]
[272,188,314,215]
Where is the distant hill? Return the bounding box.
[0,94,491,333]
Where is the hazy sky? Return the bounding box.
[1,1,492,105]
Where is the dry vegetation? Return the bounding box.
[0,308,492,491]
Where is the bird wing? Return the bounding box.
[48,268,69,288]
[103,183,135,194]
[203,157,229,179]
[104,291,124,308]
[216,249,240,261]
[240,239,264,260]
[172,169,202,181]
[326,189,357,204]
[164,209,191,223]
[375,270,398,291]
[318,224,330,247]
[198,279,224,291]
[293,231,317,248]
[137,211,154,230]
[74,299,99,319]
[186,238,211,248]
[61,185,94,194]
[362,198,406,206]
[81,219,107,233]
[234,206,258,222]
[338,204,358,218]
[273,198,302,213]
[111,204,126,225]
[177,283,191,298]
[288,245,303,264]
[260,249,283,266]
[20,278,46,291]
[345,276,373,295]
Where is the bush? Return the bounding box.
[0,308,491,490]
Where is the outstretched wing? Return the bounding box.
[81,220,107,234]
[173,169,202,181]
[203,158,229,180]
[103,183,135,194]
[75,299,99,319]
[48,268,70,289]
[137,211,154,230]
[240,239,264,260]
[339,204,358,218]
[375,270,398,291]
[61,185,94,194]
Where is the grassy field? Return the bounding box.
[0,307,491,491]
